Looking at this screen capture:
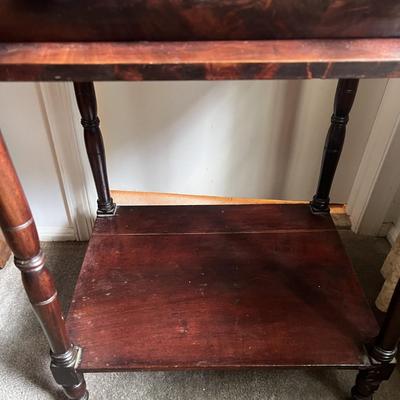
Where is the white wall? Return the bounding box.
[96,79,387,202]
[0,80,389,240]
[0,83,73,239]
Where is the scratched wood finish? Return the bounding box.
[93,204,335,235]
[1,40,400,81]
[1,0,400,42]
[67,204,378,372]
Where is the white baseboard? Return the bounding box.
[387,222,400,246]
[38,83,96,241]
[37,226,76,241]
[347,80,400,236]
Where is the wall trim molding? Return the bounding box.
[347,79,400,236]
[36,81,400,241]
[38,83,96,241]
[37,226,76,241]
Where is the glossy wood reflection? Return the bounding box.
[311,79,359,213]
[67,205,378,372]
[1,0,400,42]
[1,40,400,81]
[0,133,88,400]
[73,82,115,215]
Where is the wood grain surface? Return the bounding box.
[67,204,378,372]
[1,1,400,42]
[1,40,400,81]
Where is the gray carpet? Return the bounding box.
[1,233,399,399]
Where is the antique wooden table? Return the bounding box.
[1,2,400,399]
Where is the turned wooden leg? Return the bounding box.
[310,79,359,213]
[73,82,116,216]
[0,133,88,400]
[352,280,400,399]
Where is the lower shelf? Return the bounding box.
[66,204,378,372]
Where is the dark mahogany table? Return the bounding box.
[1,2,400,399]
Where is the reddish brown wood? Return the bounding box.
[1,0,400,42]
[1,3,399,398]
[1,40,400,81]
[311,79,359,213]
[67,204,378,372]
[73,82,115,215]
[93,203,336,235]
[0,133,88,400]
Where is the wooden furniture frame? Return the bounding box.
[1,2,400,399]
